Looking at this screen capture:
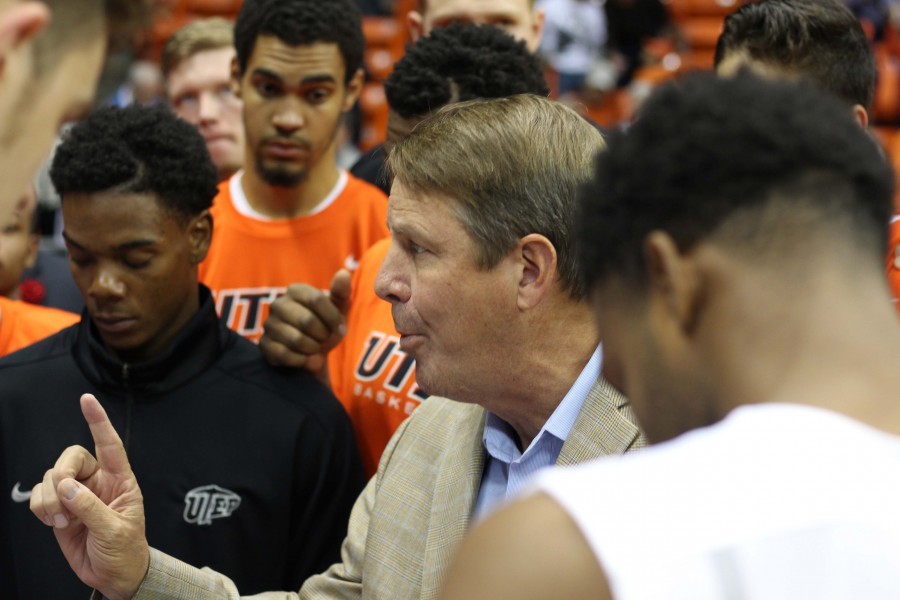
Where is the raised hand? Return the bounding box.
[30,393,150,600]
[260,268,353,377]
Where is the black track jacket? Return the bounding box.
[0,286,365,598]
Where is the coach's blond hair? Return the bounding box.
[388,94,604,299]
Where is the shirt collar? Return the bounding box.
[482,345,603,460]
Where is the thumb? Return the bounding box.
[329,269,353,317]
[58,479,113,530]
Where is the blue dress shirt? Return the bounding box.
[471,345,603,523]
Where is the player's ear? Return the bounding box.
[406,10,425,42]
[644,231,702,334]
[188,210,213,265]
[528,9,546,53]
[342,68,364,112]
[0,3,50,78]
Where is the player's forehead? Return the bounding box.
[167,48,234,92]
[245,37,346,84]
[424,0,533,23]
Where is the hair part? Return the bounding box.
[578,71,894,293]
[161,17,234,78]
[50,105,219,221]
[714,0,875,109]
[233,0,363,82]
[389,94,604,299]
[385,22,548,119]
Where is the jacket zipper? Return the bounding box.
[122,363,133,451]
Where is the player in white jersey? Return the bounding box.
[438,71,900,600]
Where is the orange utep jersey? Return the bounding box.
[329,238,428,477]
[0,296,79,357]
[199,171,389,342]
[888,215,900,318]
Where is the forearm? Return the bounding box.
[130,548,300,600]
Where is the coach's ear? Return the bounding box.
[516,233,558,311]
[644,231,702,334]
[0,3,49,75]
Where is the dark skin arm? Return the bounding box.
[439,493,615,600]
[259,269,352,384]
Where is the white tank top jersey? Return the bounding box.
[527,404,900,600]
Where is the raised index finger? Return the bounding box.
[80,393,131,477]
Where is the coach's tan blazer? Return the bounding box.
[126,377,644,600]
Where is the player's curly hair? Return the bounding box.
[234,0,363,82]
[50,105,219,221]
[578,70,893,292]
[385,23,549,119]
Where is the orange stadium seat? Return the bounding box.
[184,0,243,16]
[393,0,418,23]
[363,17,405,81]
[873,47,900,124]
[664,0,741,20]
[584,90,633,128]
[678,17,725,50]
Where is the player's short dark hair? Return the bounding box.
[714,0,875,109]
[578,70,893,291]
[50,105,218,221]
[384,22,548,118]
[233,0,363,82]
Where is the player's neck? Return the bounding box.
[241,148,342,219]
[712,272,900,436]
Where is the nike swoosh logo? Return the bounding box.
[344,254,360,271]
[11,482,32,503]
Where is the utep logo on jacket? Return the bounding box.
[354,331,428,414]
[184,484,241,525]
[214,287,286,341]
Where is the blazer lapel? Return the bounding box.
[558,376,646,466]
[420,404,487,599]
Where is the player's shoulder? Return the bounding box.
[214,329,345,418]
[0,322,78,371]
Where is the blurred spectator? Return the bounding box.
[21,140,87,314]
[163,18,245,182]
[407,0,544,52]
[537,0,607,95]
[0,185,78,358]
[0,187,39,302]
[110,60,165,107]
[845,0,890,39]
[605,0,673,87]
